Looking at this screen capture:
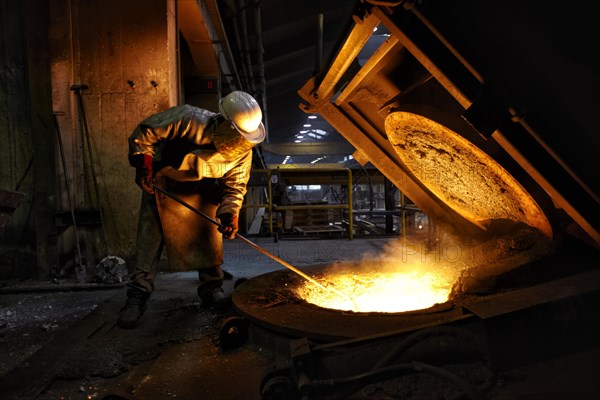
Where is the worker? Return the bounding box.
[118,91,265,329]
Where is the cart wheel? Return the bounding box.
[219,316,249,349]
[261,370,300,400]
[234,278,248,289]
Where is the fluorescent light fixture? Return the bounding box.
[308,115,317,119]
[303,124,311,127]
[294,140,301,143]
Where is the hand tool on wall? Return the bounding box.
[152,183,358,311]
[70,84,109,257]
[52,111,86,283]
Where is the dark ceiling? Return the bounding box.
[258,1,357,139]
[218,0,361,165]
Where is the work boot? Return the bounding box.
[117,270,154,329]
[197,282,230,310]
[118,287,150,329]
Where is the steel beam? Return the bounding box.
[261,142,355,156]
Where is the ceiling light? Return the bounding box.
[303,124,311,127]
[308,115,317,119]
[297,135,304,138]
[310,156,327,164]
[299,130,308,134]
[294,140,301,143]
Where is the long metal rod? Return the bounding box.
[152,184,358,310]
[71,84,109,256]
[52,111,86,282]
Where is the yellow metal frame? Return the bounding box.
[246,167,354,239]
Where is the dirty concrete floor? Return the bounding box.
[0,236,599,400]
[0,237,393,400]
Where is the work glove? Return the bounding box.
[218,213,238,239]
[133,154,155,195]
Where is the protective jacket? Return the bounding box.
[128,104,252,217]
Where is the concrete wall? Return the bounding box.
[0,0,57,279]
[49,0,178,270]
[0,0,38,278]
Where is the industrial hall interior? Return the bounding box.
[1,0,599,399]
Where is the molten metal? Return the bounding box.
[296,270,452,313]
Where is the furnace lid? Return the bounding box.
[385,111,552,238]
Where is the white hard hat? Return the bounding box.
[219,91,266,143]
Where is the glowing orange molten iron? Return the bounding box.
[296,268,453,313]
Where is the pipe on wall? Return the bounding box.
[252,0,268,143]
[236,0,256,94]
